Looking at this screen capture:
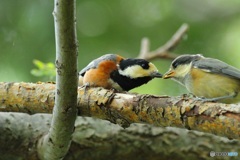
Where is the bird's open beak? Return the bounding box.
[151,72,162,78]
[163,70,175,79]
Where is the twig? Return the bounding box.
[138,23,189,61]
[37,0,78,159]
[139,37,150,59]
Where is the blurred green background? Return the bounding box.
[1,0,240,96]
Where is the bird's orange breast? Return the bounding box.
[83,60,119,89]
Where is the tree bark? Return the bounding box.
[0,82,240,140]
[0,113,239,160]
[37,0,78,159]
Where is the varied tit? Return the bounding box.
[79,54,162,91]
[163,54,240,104]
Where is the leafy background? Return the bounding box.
[1,0,240,96]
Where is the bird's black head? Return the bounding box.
[119,59,150,70]
[171,54,203,69]
[118,58,162,79]
[110,58,162,91]
[163,54,204,80]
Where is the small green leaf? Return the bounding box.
[31,59,56,81]
[33,59,45,69]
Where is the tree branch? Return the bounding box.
[0,113,238,160]
[37,0,78,159]
[138,23,189,61]
[1,82,240,140]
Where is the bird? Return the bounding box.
[163,54,240,103]
[79,54,162,91]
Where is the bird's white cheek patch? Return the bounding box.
[118,65,146,78]
[119,64,158,79]
[175,64,192,77]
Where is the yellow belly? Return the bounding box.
[187,69,240,103]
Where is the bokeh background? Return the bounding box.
[1,0,240,96]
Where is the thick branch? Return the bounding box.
[37,0,78,159]
[138,23,189,61]
[0,113,239,160]
[0,82,240,139]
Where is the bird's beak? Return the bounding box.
[163,70,175,79]
[151,72,162,78]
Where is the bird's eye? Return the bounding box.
[140,63,149,69]
[141,63,146,67]
[172,61,179,69]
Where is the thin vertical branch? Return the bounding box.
[37,0,78,159]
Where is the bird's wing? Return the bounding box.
[193,58,240,79]
[79,54,120,76]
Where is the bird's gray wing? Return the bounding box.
[79,54,118,76]
[193,58,240,79]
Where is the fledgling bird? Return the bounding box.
[79,54,162,91]
[163,54,240,103]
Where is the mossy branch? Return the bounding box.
[0,113,239,160]
[1,82,239,140]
